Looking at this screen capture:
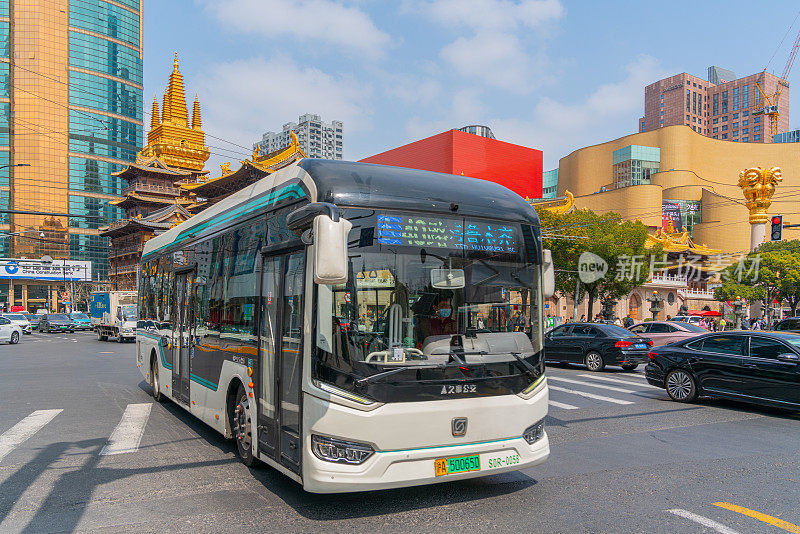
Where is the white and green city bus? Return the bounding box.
[136,159,555,493]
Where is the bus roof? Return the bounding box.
[143,159,540,259]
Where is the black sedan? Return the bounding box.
[38,313,75,333]
[646,331,800,408]
[544,322,653,371]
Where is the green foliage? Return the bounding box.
[714,239,800,316]
[536,207,658,317]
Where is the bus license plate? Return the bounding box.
[434,454,481,476]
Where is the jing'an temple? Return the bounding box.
[100,55,306,290]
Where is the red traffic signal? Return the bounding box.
[771,215,783,241]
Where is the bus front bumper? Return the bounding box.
[303,432,549,493]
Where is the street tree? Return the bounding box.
[536,207,657,319]
[714,239,800,318]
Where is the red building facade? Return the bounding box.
[359,129,543,199]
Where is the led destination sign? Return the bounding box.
[376,214,519,254]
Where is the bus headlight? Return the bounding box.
[522,419,545,445]
[311,435,374,465]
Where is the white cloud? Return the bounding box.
[405,56,668,168]
[200,0,391,60]
[496,55,669,167]
[191,56,372,172]
[411,0,564,91]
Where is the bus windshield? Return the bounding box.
[314,210,542,396]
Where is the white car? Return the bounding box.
[670,315,704,327]
[2,313,33,334]
[0,316,22,344]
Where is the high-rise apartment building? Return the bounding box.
[639,67,789,143]
[2,0,143,281]
[254,114,342,160]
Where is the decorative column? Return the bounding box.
[738,167,782,251]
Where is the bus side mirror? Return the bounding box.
[313,214,352,285]
[542,249,555,298]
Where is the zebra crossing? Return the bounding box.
[547,370,666,410]
[0,403,154,465]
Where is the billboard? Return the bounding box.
[0,259,92,281]
[662,202,682,232]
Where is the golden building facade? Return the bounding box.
[1,1,143,311]
[556,125,800,253]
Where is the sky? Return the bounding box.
[144,0,800,173]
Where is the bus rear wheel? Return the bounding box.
[231,385,255,467]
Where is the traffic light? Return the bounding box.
[771,215,783,241]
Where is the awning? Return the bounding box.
[689,310,722,317]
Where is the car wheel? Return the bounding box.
[585,351,605,372]
[10,331,19,344]
[665,369,698,402]
[230,385,256,467]
[151,357,163,402]
[621,363,638,371]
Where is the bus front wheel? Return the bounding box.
[151,356,163,402]
[231,385,255,467]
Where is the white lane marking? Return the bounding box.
[100,403,152,456]
[0,409,63,463]
[667,509,743,534]
[548,376,635,393]
[548,400,579,410]
[548,385,634,405]
[578,373,662,390]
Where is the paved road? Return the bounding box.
[2,332,800,532]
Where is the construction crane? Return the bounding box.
[754,20,800,140]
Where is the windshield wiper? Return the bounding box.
[356,352,489,385]
[509,351,537,380]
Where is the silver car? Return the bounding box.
[628,321,707,347]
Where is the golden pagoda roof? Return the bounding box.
[645,224,721,256]
[110,192,192,208]
[138,53,210,171]
[528,190,575,214]
[181,131,306,200]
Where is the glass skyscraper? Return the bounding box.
[1,0,143,281]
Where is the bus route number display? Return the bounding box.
[376,214,518,254]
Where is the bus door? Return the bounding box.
[256,250,305,475]
[171,271,194,405]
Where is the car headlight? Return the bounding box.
[522,419,545,445]
[311,435,374,465]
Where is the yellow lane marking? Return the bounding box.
[713,502,800,533]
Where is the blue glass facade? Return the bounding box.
[542,169,558,198]
[66,1,143,280]
[773,130,800,143]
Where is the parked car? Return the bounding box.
[773,317,800,333]
[0,316,22,344]
[544,322,653,371]
[1,313,32,334]
[69,312,92,330]
[23,313,40,330]
[670,315,704,326]
[39,313,75,333]
[646,331,800,408]
[628,321,706,347]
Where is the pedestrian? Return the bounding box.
[614,316,622,326]
[666,314,672,321]
[623,315,634,328]
[720,318,727,331]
